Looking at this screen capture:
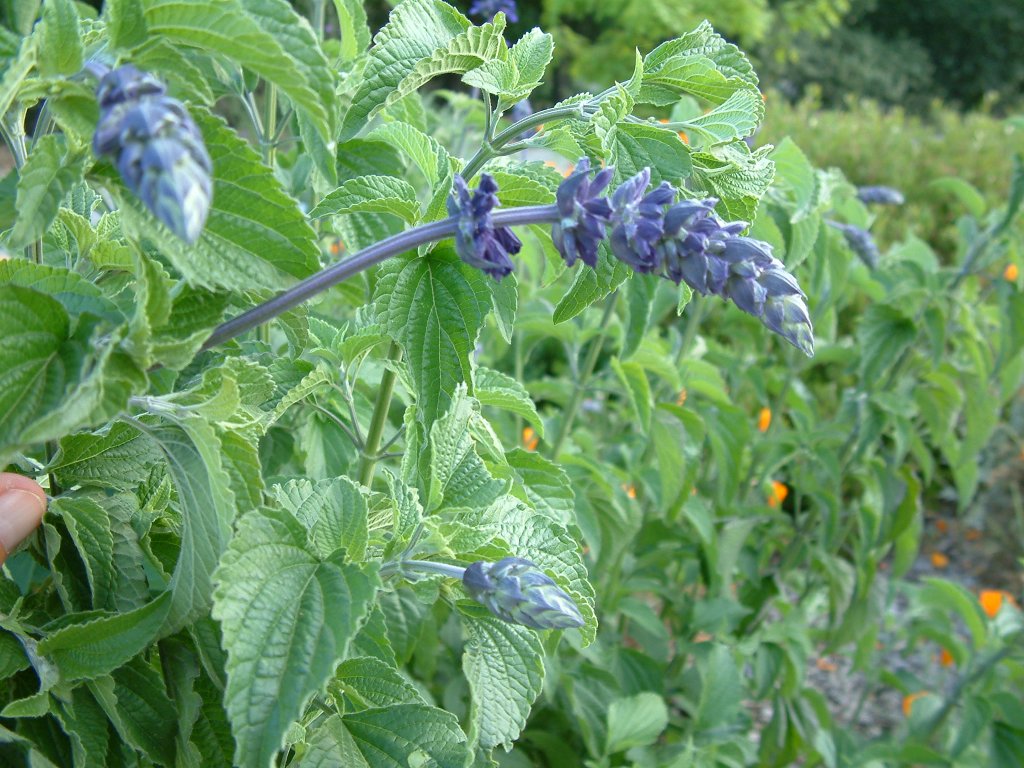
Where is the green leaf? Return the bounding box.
[301,706,469,768]
[92,658,178,766]
[490,26,553,109]
[610,122,692,186]
[426,386,506,512]
[52,686,110,767]
[310,175,421,224]
[150,285,229,370]
[611,358,652,432]
[474,367,543,438]
[49,498,116,611]
[37,0,82,77]
[0,36,36,121]
[374,246,491,425]
[691,142,774,221]
[106,0,148,50]
[857,304,917,386]
[605,692,668,754]
[340,0,470,140]
[8,134,86,248]
[0,259,122,323]
[212,506,379,768]
[272,477,369,561]
[504,449,575,525]
[330,0,370,61]
[332,657,422,709]
[460,607,544,751]
[387,15,508,107]
[141,0,335,138]
[680,88,763,147]
[694,643,742,731]
[120,110,320,292]
[553,245,629,324]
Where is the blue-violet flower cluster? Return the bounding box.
[469,0,518,23]
[448,174,522,280]
[463,557,585,630]
[93,65,212,244]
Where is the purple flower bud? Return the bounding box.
[447,174,522,280]
[856,185,905,206]
[93,65,212,244]
[551,158,613,268]
[605,174,814,355]
[463,557,585,630]
[829,221,880,269]
[468,0,518,23]
[609,169,675,273]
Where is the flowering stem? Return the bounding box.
[358,341,402,487]
[379,559,467,580]
[202,205,558,351]
[460,102,591,181]
[548,291,618,459]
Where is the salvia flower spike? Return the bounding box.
[551,157,614,268]
[856,185,905,206]
[93,64,212,244]
[447,173,523,281]
[602,168,814,355]
[829,221,881,269]
[469,0,518,23]
[463,557,585,630]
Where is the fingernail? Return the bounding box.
[0,489,47,557]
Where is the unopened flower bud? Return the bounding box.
[856,185,905,206]
[447,174,522,281]
[829,221,880,269]
[463,557,585,630]
[93,65,212,244]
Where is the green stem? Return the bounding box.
[549,293,618,459]
[461,102,592,181]
[358,342,403,487]
[262,83,278,168]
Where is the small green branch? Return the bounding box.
[262,83,278,168]
[548,292,618,459]
[358,342,403,488]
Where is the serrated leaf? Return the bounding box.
[857,304,917,386]
[50,498,116,611]
[141,0,335,138]
[610,122,692,186]
[367,122,452,192]
[311,175,421,224]
[680,88,762,147]
[38,417,235,679]
[8,134,86,248]
[106,0,148,49]
[213,506,379,768]
[388,15,508,107]
[0,259,122,323]
[120,110,320,292]
[504,449,574,525]
[496,27,553,108]
[301,706,469,768]
[474,367,543,438]
[611,358,651,432]
[374,246,491,425]
[458,607,544,751]
[37,0,82,77]
[330,0,370,61]
[150,285,229,370]
[340,0,470,140]
[605,692,668,754]
[94,658,178,766]
[332,657,422,709]
[553,244,628,324]
[272,477,369,561]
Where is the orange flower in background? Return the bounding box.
[522,426,539,451]
[979,589,1018,618]
[938,648,954,667]
[563,164,575,178]
[329,239,344,256]
[678,131,689,144]
[902,691,927,717]
[930,552,949,569]
[768,481,788,507]
[1005,263,1019,281]
[757,407,772,433]
[622,483,637,499]
[965,527,982,541]
[676,388,688,406]
[815,658,838,672]
[658,118,669,124]
[935,518,949,534]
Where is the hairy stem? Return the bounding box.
[380,559,467,580]
[358,341,403,487]
[548,292,618,459]
[202,205,559,351]
[461,102,591,181]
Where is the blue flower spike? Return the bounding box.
[447,174,523,281]
[551,157,614,268]
[463,557,585,630]
[93,65,212,244]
